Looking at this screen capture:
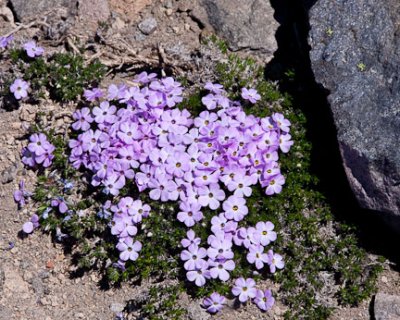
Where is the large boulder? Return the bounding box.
[9,0,74,22]
[191,0,278,59]
[308,0,400,216]
[9,0,110,36]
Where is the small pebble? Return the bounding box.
[46,260,55,269]
[138,17,158,35]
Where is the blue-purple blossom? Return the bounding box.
[0,35,13,48]
[22,214,39,234]
[254,289,275,311]
[22,133,55,168]
[24,40,44,57]
[116,238,142,261]
[241,88,261,104]
[232,277,257,303]
[202,292,225,313]
[13,180,31,208]
[10,79,29,100]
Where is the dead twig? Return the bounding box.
[4,20,51,38]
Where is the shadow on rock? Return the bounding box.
[266,0,400,266]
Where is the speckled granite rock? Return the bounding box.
[309,0,400,216]
[191,0,278,58]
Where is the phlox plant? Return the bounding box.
[17,70,294,314]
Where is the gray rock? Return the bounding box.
[192,0,278,57]
[138,17,158,35]
[186,300,210,320]
[0,163,18,184]
[110,302,125,313]
[9,0,74,22]
[76,0,110,30]
[309,0,400,216]
[374,293,400,319]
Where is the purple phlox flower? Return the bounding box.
[116,238,142,261]
[242,227,261,249]
[181,244,207,271]
[261,161,281,182]
[197,183,225,210]
[241,88,261,104]
[22,214,40,234]
[222,195,248,222]
[55,227,68,241]
[148,174,178,202]
[10,78,29,100]
[0,35,13,48]
[186,259,209,287]
[166,151,191,177]
[216,95,230,109]
[165,86,183,107]
[263,173,285,196]
[210,213,228,234]
[247,245,269,270]
[135,164,153,191]
[196,152,217,172]
[134,71,157,84]
[93,101,117,124]
[204,82,225,94]
[177,202,203,227]
[23,40,44,58]
[267,250,284,273]
[181,229,201,248]
[102,174,125,196]
[118,145,140,169]
[207,238,234,260]
[35,144,55,168]
[257,130,279,150]
[148,148,169,167]
[129,199,150,223]
[41,207,52,219]
[279,133,294,153]
[147,90,166,108]
[227,175,254,197]
[13,180,31,208]
[208,258,235,281]
[202,292,225,314]
[72,107,93,131]
[194,111,218,129]
[8,241,15,250]
[111,212,137,238]
[51,198,69,214]
[272,113,291,133]
[254,289,275,311]
[60,179,74,192]
[27,133,50,155]
[201,93,218,110]
[83,88,103,101]
[232,226,246,247]
[255,221,277,246]
[232,277,258,303]
[113,260,126,271]
[194,169,219,187]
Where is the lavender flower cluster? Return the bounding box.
[67,73,292,313]
[202,285,275,314]
[21,133,55,168]
[110,197,150,264]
